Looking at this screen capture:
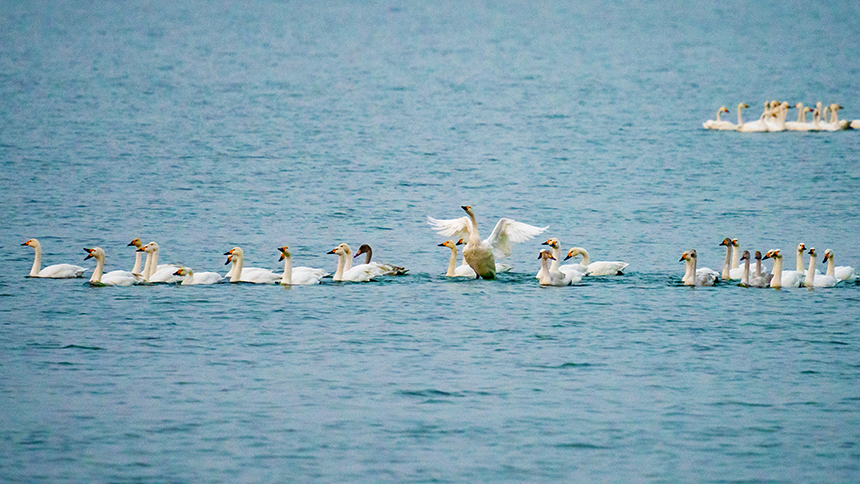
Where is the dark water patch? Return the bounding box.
[555,442,610,450]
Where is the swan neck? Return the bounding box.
[445,247,458,277]
[538,256,551,284]
[467,212,480,244]
[755,258,763,278]
[132,251,142,274]
[741,258,750,286]
[796,251,804,272]
[771,257,783,287]
[737,105,744,125]
[579,249,590,267]
[722,245,732,279]
[142,251,152,280]
[29,245,42,276]
[731,246,740,269]
[550,245,560,271]
[229,255,244,282]
[90,255,105,283]
[334,253,346,281]
[826,256,835,277]
[804,254,817,287]
[364,248,372,265]
[281,255,292,285]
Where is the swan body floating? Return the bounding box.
[819,104,849,131]
[737,102,770,132]
[803,248,839,288]
[537,238,583,282]
[785,104,814,131]
[703,106,737,130]
[765,101,789,132]
[763,250,801,288]
[823,249,856,282]
[679,249,719,286]
[173,267,223,285]
[22,239,88,278]
[223,247,281,284]
[277,246,327,285]
[328,243,379,282]
[138,242,183,283]
[354,244,408,276]
[537,250,573,286]
[563,247,628,276]
[427,206,547,279]
[438,240,477,277]
[739,250,769,287]
[83,247,143,286]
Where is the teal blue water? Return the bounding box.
[2,1,860,481]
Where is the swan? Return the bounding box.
[427,205,547,279]
[172,267,223,285]
[353,244,408,276]
[537,238,584,282]
[22,239,87,278]
[327,244,378,282]
[739,250,768,287]
[679,249,719,286]
[763,250,801,288]
[439,240,477,277]
[802,248,838,288]
[822,249,856,282]
[785,104,814,131]
[137,242,183,283]
[83,247,143,286]
[277,246,327,285]
[819,104,849,131]
[703,106,737,130]
[127,238,145,273]
[720,238,738,280]
[765,101,789,132]
[223,247,281,283]
[737,102,770,132]
[537,250,573,286]
[562,247,629,276]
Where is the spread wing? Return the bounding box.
[486,218,548,258]
[427,215,472,240]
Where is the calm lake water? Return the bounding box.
[2,0,860,482]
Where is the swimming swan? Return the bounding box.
[427,205,547,279]
[785,103,814,131]
[83,247,142,286]
[537,250,573,286]
[737,102,770,132]
[822,249,856,282]
[137,242,183,283]
[739,250,768,287]
[172,267,223,285]
[679,249,719,286]
[763,249,801,288]
[277,246,327,285]
[22,239,88,278]
[563,247,629,275]
[703,106,737,130]
[328,244,378,282]
[537,238,584,282]
[803,248,839,288]
[354,244,408,276]
[223,247,281,283]
[439,240,477,277]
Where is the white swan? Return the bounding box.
[739,250,768,287]
[679,249,719,286]
[537,250,573,286]
[563,246,629,275]
[83,247,143,286]
[327,244,378,282]
[537,238,584,282]
[803,248,839,288]
[720,238,736,280]
[703,106,737,130]
[137,242,183,283]
[172,267,223,285]
[223,247,280,284]
[785,104,814,131]
[427,205,547,279]
[353,244,408,276]
[737,102,770,132]
[819,104,849,131]
[22,239,87,278]
[127,238,145,273]
[763,249,801,288]
[765,101,789,132]
[822,249,856,282]
[439,240,476,278]
[277,246,327,285]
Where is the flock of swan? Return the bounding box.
[19,206,856,289]
[703,101,859,132]
[680,239,856,288]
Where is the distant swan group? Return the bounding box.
[703,101,857,132]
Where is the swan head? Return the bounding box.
[456,238,465,246]
[755,251,763,260]
[689,249,699,260]
[22,239,40,249]
[739,103,749,110]
[822,249,833,262]
[438,240,456,249]
[719,237,732,247]
[719,106,729,113]
[460,205,474,217]
[278,246,291,261]
[794,102,803,109]
[538,249,555,260]
[139,241,159,253]
[224,246,243,257]
[807,248,817,259]
[796,243,806,254]
[740,250,751,262]
[174,267,192,276]
[732,239,739,248]
[128,238,143,248]
[224,253,237,265]
[354,244,372,259]
[564,247,587,261]
[328,245,348,256]
[679,251,690,263]
[763,250,781,261]
[541,238,560,249]
[83,247,105,261]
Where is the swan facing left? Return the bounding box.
[537,250,574,286]
[83,247,143,286]
[278,246,327,285]
[427,205,548,279]
[22,239,88,278]
[679,250,719,286]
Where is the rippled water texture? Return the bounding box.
[2,0,860,482]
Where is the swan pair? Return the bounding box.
[438,239,512,278]
[136,242,183,283]
[801,248,841,288]
[224,246,327,284]
[738,250,771,288]
[679,250,719,286]
[22,239,88,278]
[428,206,548,279]
[537,250,574,286]
[327,243,405,282]
[720,238,770,280]
[83,247,143,286]
[536,239,584,282]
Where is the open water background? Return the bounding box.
[1,0,860,481]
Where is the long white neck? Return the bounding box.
[579,249,590,266]
[550,245,560,271]
[142,251,153,280]
[132,251,143,274]
[466,211,481,245]
[737,105,745,125]
[344,252,354,271]
[715,108,723,122]
[445,247,458,277]
[29,245,42,276]
[796,250,804,272]
[281,256,292,285]
[826,255,836,277]
[813,109,821,128]
[804,253,817,287]
[796,107,804,123]
[731,245,740,270]
[229,254,244,282]
[333,252,346,281]
[180,271,194,286]
[770,256,783,288]
[741,257,750,286]
[682,257,692,284]
[722,245,732,279]
[688,255,698,286]
[90,255,105,283]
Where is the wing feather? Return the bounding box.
[427,215,472,240]
[486,218,548,258]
